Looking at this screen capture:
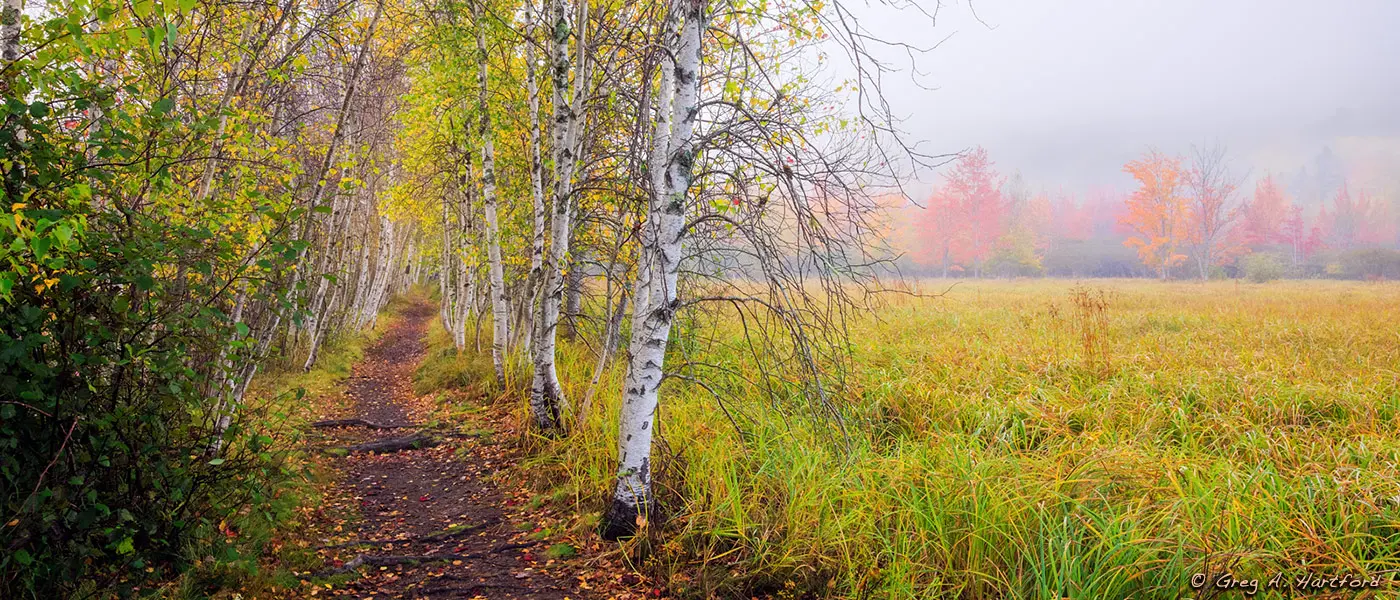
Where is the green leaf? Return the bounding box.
[179,0,197,14]
[152,97,174,115]
[32,235,52,260]
[207,458,225,466]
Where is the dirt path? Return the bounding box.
[312,300,585,599]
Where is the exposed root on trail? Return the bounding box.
[306,541,538,578]
[316,518,503,549]
[342,432,439,454]
[312,418,413,430]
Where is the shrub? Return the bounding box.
[1337,248,1400,280]
[1,92,298,598]
[1240,252,1287,282]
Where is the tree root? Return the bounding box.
[317,518,501,549]
[306,541,537,578]
[342,432,439,454]
[312,418,412,430]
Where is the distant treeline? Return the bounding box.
[899,244,1400,281]
[889,145,1400,281]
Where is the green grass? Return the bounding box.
[473,279,1400,599]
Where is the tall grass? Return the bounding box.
[433,280,1400,598]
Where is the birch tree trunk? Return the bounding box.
[1,0,22,94]
[600,0,704,540]
[1,0,20,63]
[454,162,475,351]
[561,263,583,340]
[528,0,587,435]
[523,0,546,358]
[475,0,509,389]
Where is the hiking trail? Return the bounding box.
[306,299,590,599]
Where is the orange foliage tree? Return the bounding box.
[915,187,966,276]
[1241,174,1290,249]
[1120,150,1190,279]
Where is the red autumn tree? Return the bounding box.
[1241,174,1290,249]
[1050,192,1094,242]
[943,147,1005,277]
[1280,204,1323,265]
[1356,189,1397,247]
[1120,149,1190,279]
[914,187,969,277]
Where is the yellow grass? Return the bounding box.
[442,280,1400,598]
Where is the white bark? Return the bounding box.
[475,1,509,389]
[524,0,546,356]
[364,216,400,328]
[349,197,375,326]
[2,0,22,65]
[601,0,705,540]
[454,163,475,352]
[440,181,456,334]
[207,284,248,452]
[528,0,588,434]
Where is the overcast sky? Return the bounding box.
[854,0,1400,193]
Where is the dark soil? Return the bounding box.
[312,300,585,599]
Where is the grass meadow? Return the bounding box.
[421,279,1400,599]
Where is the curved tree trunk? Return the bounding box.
[600,0,704,540]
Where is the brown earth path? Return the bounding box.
[309,299,588,599]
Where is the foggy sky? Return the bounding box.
[858,0,1400,193]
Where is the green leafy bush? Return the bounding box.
[1,78,299,599]
[1240,252,1287,282]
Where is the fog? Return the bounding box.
[858,0,1400,193]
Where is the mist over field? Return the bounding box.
[882,0,1400,189]
[853,0,1400,279]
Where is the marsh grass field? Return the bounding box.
[420,279,1400,599]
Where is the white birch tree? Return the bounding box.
[600,0,705,539]
[475,0,510,389]
[527,0,589,434]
